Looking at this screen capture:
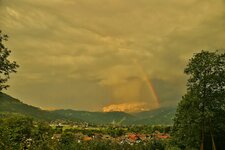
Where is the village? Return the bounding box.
[50,121,170,146]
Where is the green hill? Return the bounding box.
[52,107,176,125]
[0,92,176,125]
[0,92,65,121]
[131,107,176,125]
[52,109,135,124]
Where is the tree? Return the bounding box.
[0,116,34,150]
[57,132,79,150]
[31,121,54,150]
[0,30,19,91]
[172,50,225,149]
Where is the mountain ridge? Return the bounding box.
[0,92,176,125]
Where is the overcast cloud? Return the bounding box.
[0,0,225,111]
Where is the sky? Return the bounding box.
[0,0,225,112]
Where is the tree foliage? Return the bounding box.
[0,116,55,150]
[0,30,19,91]
[172,50,225,149]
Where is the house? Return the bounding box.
[51,134,61,140]
[127,133,142,143]
[83,136,92,141]
[153,131,170,139]
[156,134,170,139]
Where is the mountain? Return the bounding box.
[131,107,176,125]
[52,109,135,124]
[52,107,176,125]
[0,92,176,125]
[0,92,66,121]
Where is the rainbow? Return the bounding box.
[133,60,160,109]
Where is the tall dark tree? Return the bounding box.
[172,50,225,150]
[0,30,19,91]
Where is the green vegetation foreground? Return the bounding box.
[0,115,172,150]
[172,51,225,150]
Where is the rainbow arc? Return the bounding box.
[133,60,160,109]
